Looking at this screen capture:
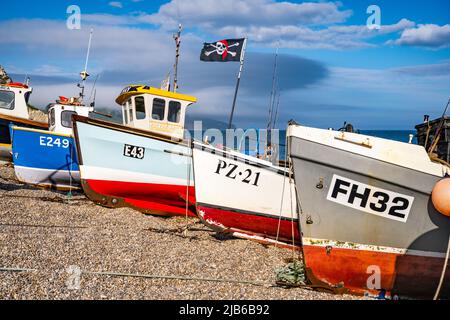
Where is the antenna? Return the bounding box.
[172,24,182,93]
[78,28,94,101]
[90,89,97,108]
[266,46,279,131]
[88,74,100,103]
[272,91,281,130]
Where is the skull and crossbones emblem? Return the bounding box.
[205,40,240,60]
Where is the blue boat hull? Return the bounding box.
[11,127,80,190]
[0,115,47,162]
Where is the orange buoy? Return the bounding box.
[432,177,450,217]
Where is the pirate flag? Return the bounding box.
[200,38,245,62]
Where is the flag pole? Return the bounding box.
[228,37,247,129]
[173,24,182,93]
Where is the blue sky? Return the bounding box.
[1,0,450,129]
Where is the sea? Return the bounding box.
[277,130,417,160]
[189,129,417,161]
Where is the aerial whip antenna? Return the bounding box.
[172,24,182,92]
[78,28,94,101]
[266,46,279,132]
[88,74,99,103]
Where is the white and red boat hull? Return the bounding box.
[193,142,299,245]
[73,116,196,217]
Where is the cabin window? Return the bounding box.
[152,98,165,121]
[127,99,133,122]
[123,103,129,123]
[168,101,181,123]
[49,108,55,127]
[135,96,146,120]
[61,110,77,128]
[24,92,31,104]
[0,90,14,110]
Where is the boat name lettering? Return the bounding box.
[215,159,261,186]
[123,144,145,160]
[39,136,70,149]
[326,174,414,223]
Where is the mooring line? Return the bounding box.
[0,266,273,288]
[0,267,38,273]
[82,270,273,287]
[0,193,89,203]
[0,223,89,230]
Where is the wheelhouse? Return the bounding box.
[47,97,93,135]
[0,83,33,120]
[116,85,197,140]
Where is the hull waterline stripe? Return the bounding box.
[12,126,72,138]
[80,165,194,186]
[303,237,448,258]
[197,202,299,222]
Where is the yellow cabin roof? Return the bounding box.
[115,85,197,105]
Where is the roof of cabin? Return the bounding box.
[115,85,197,105]
[0,82,30,90]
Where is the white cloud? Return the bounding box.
[285,64,450,129]
[389,24,450,48]
[21,1,415,51]
[109,2,123,9]
[218,19,415,49]
[0,19,202,72]
[145,0,352,28]
[137,0,414,50]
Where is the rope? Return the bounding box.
[184,139,192,237]
[0,193,87,203]
[0,267,37,273]
[274,155,288,246]
[433,235,450,300]
[0,266,272,288]
[67,138,74,200]
[82,270,271,287]
[288,163,296,259]
[424,121,431,150]
[0,223,88,229]
[430,155,450,169]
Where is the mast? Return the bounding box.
[272,91,281,130]
[173,24,182,93]
[228,37,248,130]
[78,28,93,101]
[266,46,279,132]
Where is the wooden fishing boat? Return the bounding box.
[10,30,99,190]
[192,141,299,246]
[11,97,92,190]
[72,86,197,216]
[287,121,450,298]
[0,81,48,161]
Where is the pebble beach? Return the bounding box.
[0,164,365,300]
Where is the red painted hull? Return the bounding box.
[197,205,300,245]
[86,179,197,217]
[303,244,450,299]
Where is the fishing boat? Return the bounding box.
[11,96,93,190]
[72,26,199,217]
[10,30,99,190]
[416,112,449,165]
[72,85,197,216]
[287,121,450,298]
[192,141,299,246]
[0,67,48,161]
